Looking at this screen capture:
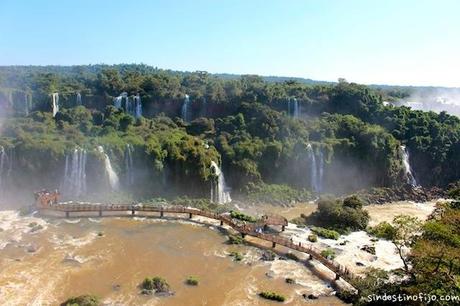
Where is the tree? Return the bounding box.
[391,215,422,274]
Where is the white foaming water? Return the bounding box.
[51,93,59,117]
[97,146,120,191]
[400,145,418,186]
[61,148,87,197]
[210,161,232,204]
[0,211,48,249]
[124,144,134,186]
[181,94,191,122]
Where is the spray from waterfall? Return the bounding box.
[62,148,87,197]
[210,161,231,204]
[181,94,191,122]
[97,146,120,191]
[400,145,418,186]
[0,147,12,195]
[52,93,59,117]
[125,144,134,186]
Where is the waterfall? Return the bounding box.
[134,94,142,118]
[0,147,12,194]
[318,148,324,193]
[24,92,31,116]
[62,148,87,197]
[124,144,134,186]
[114,96,123,109]
[306,144,324,193]
[97,146,120,191]
[210,161,231,204]
[181,94,191,122]
[288,97,300,118]
[52,93,59,117]
[400,145,418,186]
[76,92,82,106]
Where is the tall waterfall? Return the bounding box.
[76,92,82,106]
[210,161,231,204]
[0,147,13,195]
[400,145,418,186]
[181,94,191,122]
[24,92,31,116]
[288,97,300,118]
[113,92,128,110]
[52,93,59,117]
[62,148,87,197]
[306,144,324,193]
[134,94,142,118]
[97,146,120,191]
[124,144,134,186]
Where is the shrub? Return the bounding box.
[321,248,336,260]
[230,210,257,223]
[308,234,318,242]
[244,182,311,205]
[311,226,340,240]
[61,294,100,306]
[185,276,199,286]
[228,234,244,245]
[140,276,170,293]
[259,291,286,302]
[368,221,396,240]
[229,251,243,261]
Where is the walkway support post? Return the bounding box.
[282,225,285,231]
[160,210,164,218]
[335,274,340,280]
[272,241,276,248]
[241,233,246,238]
[189,213,193,219]
[99,210,102,217]
[131,209,135,215]
[220,220,224,226]
[65,211,69,218]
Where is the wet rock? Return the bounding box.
[112,284,121,291]
[261,250,276,261]
[356,261,365,267]
[303,293,319,300]
[361,245,376,255]
[26,244,39,253]
[285,278,295,284]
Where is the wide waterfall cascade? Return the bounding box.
[113,92,128,110]
[400,145,418,186]
[210,161,232,204]
[76,93,82,106]
[62,148,87,197]
[52,93,59,117]
[306,144,324,193]
[287,97,300,118]
[181,94,191,122]
[97,146,120,191]
[134,94,142,118]
[125,144,134,186]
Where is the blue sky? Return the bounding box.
[0,0,459,87]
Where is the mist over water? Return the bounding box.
[395,88,460,117]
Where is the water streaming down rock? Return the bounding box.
[287,97,300,118]
[306,144,324,193]
[51,93,59,117]
[62,148,87,197]
[210,161,231,204]
[133,94,142,118]
[76,92,82,106]
[0,147,13,196]
[113,92,128,110]
[24,92,31,116]
[181,94,191,122]
[400,145,418,186]
[97,146,120,191]
[124,144,134,186]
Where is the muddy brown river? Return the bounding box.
[0,211,344,305]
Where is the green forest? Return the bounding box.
[0,64,459,203]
